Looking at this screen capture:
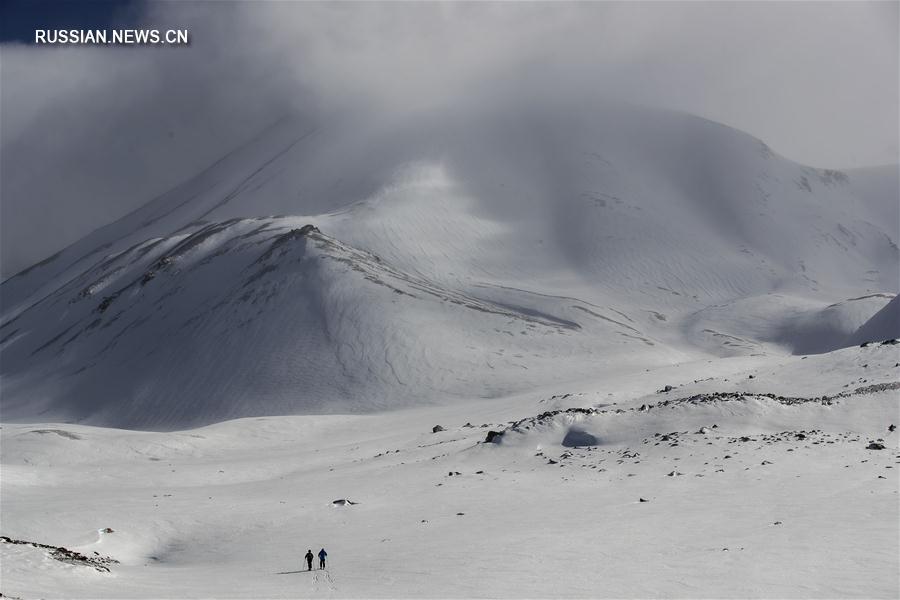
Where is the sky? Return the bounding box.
[1,1,898,280]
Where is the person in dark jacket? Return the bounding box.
[318,548,327,569]
[305,549,314,571]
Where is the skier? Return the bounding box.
[305,549,314,571]
[318,548,328,570]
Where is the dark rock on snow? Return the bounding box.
[0,536,118,572]
[485,430,504,443]
[562,428,600,447]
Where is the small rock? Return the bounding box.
[867,442,886,450]
[101,528,114,534]
[889,424,896,433]
[639,498,649,503]
[432,425,445,433]
[773,521,782,526]
[484,430,504,444]
[332,499,358,506]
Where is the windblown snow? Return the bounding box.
[1,102,898,598]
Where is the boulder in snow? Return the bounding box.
[562,428,599,447]
[332,498,359,506]
[484,430,504,443]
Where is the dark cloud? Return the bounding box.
[1,1,897,278]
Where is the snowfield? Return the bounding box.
[1,102,898,597]
[1,346,898,598]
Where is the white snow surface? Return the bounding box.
[1,345,898,598]
[1,102,899,597]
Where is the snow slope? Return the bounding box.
[1,345,898,598]
[1,95,898,595]
[850,295,900,347]
[1,219,681,428]
[1,101,897,428]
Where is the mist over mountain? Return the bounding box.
[2,1,897,278]
[1,100,896,428]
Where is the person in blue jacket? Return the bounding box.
[318,548,328,569]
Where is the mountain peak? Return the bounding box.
[1,106,896,428]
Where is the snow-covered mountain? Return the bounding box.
[1,102,897,428]
[2,101,898,599]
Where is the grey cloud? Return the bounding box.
[1,1,897,278]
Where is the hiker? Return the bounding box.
[318,548,327,569]
[305,549,314,571]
